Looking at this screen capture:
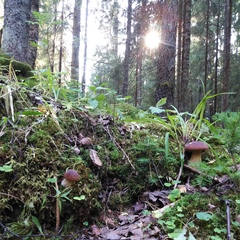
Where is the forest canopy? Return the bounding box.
[0,0,239,114]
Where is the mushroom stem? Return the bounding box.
[61,178,73,187]
[189,150,202,163]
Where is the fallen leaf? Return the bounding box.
[90,149,102,167]
[80,137,92,146]
[105,231,121,240]
[91,225,101,236]
[177,185,187,193]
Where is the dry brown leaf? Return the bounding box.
[90,149,103,167]
[177,185,187,193]
[79,137,92,146]
[91,224,101,236]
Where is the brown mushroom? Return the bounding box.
[185,141,209,163]
[61,169,80,187]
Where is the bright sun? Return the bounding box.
[145,31,161,49]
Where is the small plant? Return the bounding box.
[213,112,240,170]
[47,177,72,233]
[0,163,13,172]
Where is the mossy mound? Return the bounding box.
[0,72,238,238]
[0,52,33,77]
[0,85,174,236]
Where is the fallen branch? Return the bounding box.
[104,126,135,170]
[152,201,177,219]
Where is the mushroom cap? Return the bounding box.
[64,169,80,182]
[185,141,208,151]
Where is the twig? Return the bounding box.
[104,126,135,170]
[55,178,60,234]
[225,200,231,240]
[174,160,184,189]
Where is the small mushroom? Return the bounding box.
[61,169,80,187]
[185,141,209,163]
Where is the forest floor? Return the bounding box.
[77,171,236,240]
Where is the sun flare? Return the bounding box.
[145,31,161,49]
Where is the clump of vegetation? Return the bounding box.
[157,193,240,239]
[0,67,239,238]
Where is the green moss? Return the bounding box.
[0,52,33,77]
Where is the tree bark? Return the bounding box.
[2,0,31,63]
[48,2,58,72]
[204,0,210,93]
[58,0,65,86]
[155,0,177,109]
[135,0,146,107]
[221,0,232,111]
[27,0,39,69]
[123,0,132,97]
[213,0,220,114]
[176,0,183,109]
[81,0,89,95]
[71,0,82,84]
[179,0,191,112]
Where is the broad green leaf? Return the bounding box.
[168,189,181,202]
[164,182,172,187]
[0,165,13,172]
[188,232,197,240]
[149,106,165,114]
[196,212,213,221]
[236,199,240,204]
[32,216,43,234]
[156,97,167,107]
[88,99,98,109]
[168,228,187,239]
[96,93,106,102]
[213,227,226,234]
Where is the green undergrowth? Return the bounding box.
[0,70,239,237]
[158,192,240,239]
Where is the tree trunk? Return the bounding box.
[81,0,89,95]
[155,0,177,108]
[176,0,183,109]
[58,0,65,86]
[27,0,39,69]
[135,0,146,107]
[204,0,210,93]
[111,0,120,94]
[179,0,191,112]
[123,0,132,97]
[71,0,82,84]
[221,0,232,111]
[2,0,31,63]
[49,2,58,72]
[213,1,220,114]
